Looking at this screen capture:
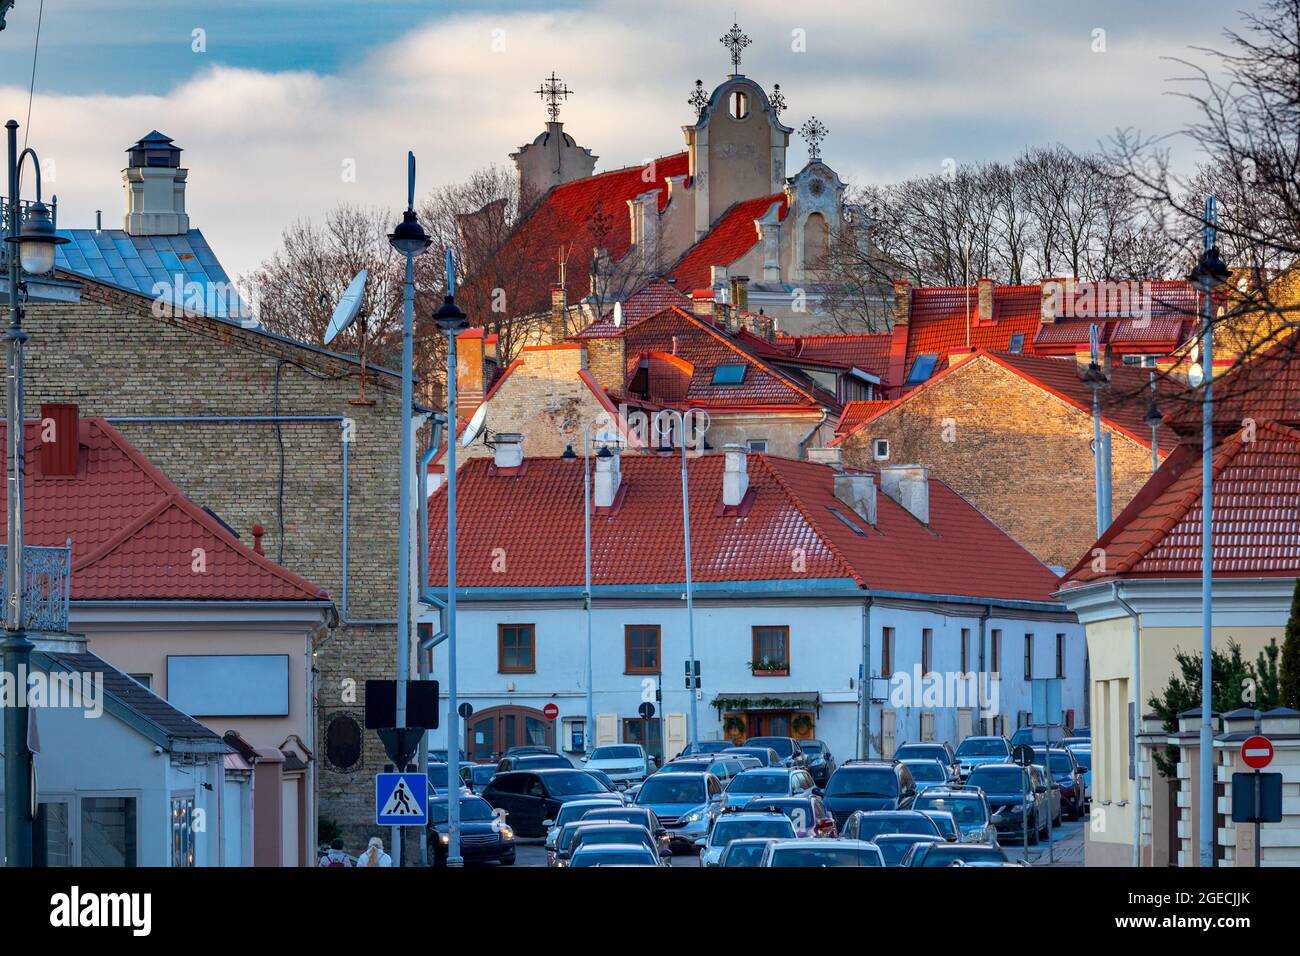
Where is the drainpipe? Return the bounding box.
[977,606,991,735]
[418,417,448,611]
[859,598,873,759]
[1113,582,1142,868]
[797,408,829,459]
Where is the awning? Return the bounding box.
[710,692,821,713]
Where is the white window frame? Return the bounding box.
[873,438,890,462]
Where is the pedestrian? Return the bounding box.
[358,836,392,867]
[319,838,351,867]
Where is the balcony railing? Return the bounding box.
[0,541,72,632]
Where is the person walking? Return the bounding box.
[319,838,351,867]
[358,836,393,867]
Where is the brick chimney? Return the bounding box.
[729,275,750,313]
[39,403,80,477]
[455,330,487,422]
[692,289,717,321]
[977,277,995,324]
[893,280,912,327]
[587,335,627,395]
[550,285,568,342]
[834,472,877,525]
[880,464,930,525]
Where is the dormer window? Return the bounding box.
[730,90,750,119]
[904,354,938,386]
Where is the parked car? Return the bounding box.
[1009,727,1036,748]
[743,736,806,768]
[872,833,947,867]
[964,763,1048,844]
[428,795,516,866]
[632,772,724,851]
[429,748,467,763]
[583,768,622,794]
[840,809,941,842]
[823,761,917,830]
[481,768,620,837]
[919,809,959,842]
[722,746,783,768]
[1029,761,1062,826]
[568,842,663,867]
[425,762,470,798]
[551,819,628,867]
[675,740,734,758]
[570,822,663,863]
[459,763,498,793]
[543,796,624,852]
[496,752,573,773]
[729,755,763,771]
[1032,747,1085,820]
[718,837,775,867]
[912,787,999,844]
[741,795,836,837]
[722,767,817,809]
[697,811,797,867]
[759,838,884,867]
[798,738,837,787]
[903,841,1010,867]
[954,736,1012,778]
[503,745,552,758]
[893,742,960,781]
[900,758,954,795]
[1061,735,1090,750]
[1065,745,1091,809]
[656,755,746,786]
[582,744,652,788]
[583,806,671,859]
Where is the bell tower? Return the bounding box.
[510,72,598,208]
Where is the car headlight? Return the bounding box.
[440,833,450,844]
[682,806,706,824]
[501,827,514,841]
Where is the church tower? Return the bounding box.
[509,72,598,208]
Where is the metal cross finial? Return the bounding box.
[799,116,827,161]
[536,71,573,122]
[769,84,786,116]
[721,20,750,74]
[689,79,709,118]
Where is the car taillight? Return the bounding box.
[815,819,835,836]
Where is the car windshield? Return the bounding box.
[801,742,824,754]
[854,814,939,841]
[877,837,936,866]
[770,846,880,867]
[956,739,1008,757]
[967,769,1026,793]
[590,746,641,761]
[554,801,619,828]
[428,798,495,825]
[747,737,793,758]
[710,818,796,845]
[1070,750,1092,770]
[664,760,710,773]
[470,766,495,782]
[924,814,958,838]
[914,795,987,825]
[571,848,653,867]
[727,773,787,794]
[686,742,731,754]
[920,846,1005,867]
[637,778,705,804]
[896,745,943,761]
[519,755,570,769]
[905,761,946,782]
[544,772,608,796]
[577,827,648,849]
[1032,751,1075,774]
[426,766,449,788]
[827,768,896,797]
[587,809,650,827]
[721,842,769,866]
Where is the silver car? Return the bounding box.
[759,838,884,867]
[697,811,797,867]
[543,797,624,853]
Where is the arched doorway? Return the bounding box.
[465,705,554,763]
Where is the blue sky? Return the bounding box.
[0,0,1261,279]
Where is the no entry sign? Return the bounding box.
[1241,735,1274,770]
[543,702,560,721]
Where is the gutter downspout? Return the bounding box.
[1113,582,1141,868]
[797,408,829,459]
[419,415,448,611]
[415,414,442,867]
[859,598,873,759]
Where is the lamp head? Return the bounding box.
[388,208,432,257]
[5,201,68,275]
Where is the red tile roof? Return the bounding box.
[773,333,893,380]
[667,194,787,292]
[428,453,1062,602]
[575,279,692,339]
[834,400,897,434]
[1165,330,1300,435]
[0,418,331,602]
[1061,420,1300,583]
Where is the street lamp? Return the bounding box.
[562,431,597,758]
[433,252,469,867]
[1081,325,1109,537]
[386,151,431,868]
[4,118,67,867]
[1144,372,1162,474]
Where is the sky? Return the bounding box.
[0,0,1263,281]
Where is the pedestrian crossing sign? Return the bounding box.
[375,772,428,826]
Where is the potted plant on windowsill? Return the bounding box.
[747,657,789,677]
[791,713,813,736]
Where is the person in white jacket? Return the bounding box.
[358,836,393,867]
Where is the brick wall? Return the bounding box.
[25,277,414,850]
[838,356,1158,568]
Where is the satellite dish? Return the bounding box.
[324,270,367,345]
[461,402,488,448]
[613,301,623,328]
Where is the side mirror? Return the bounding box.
[1035,785,1046,794]
[543,819,554,828]
[812,787,824,797]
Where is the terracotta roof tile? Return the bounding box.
[667,194,787,292]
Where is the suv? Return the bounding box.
[893,742,960,781]
[912,786,998,844]
[722,746,782,768]
[965,763,1049,844]
[954,735,1012,778]
[654,756,746,787]
[823,761,917,830]
[744,736,806,768]
[1032,746,1085,821]
[496,753,573,773]
[722,767,817,809]
[741,794,836,837]
[582,744,651,788]
[632,772,724,851]
[481,769,619,837]
[839,809,941,842]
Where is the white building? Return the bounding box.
[424,439,1084,764]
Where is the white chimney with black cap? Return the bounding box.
[594,445,621,507]
[123,131,189,237]
[492,432,524,469]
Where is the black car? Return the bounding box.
[798,739,837,787]
[823,761,917,830]
[893,742,960,782]
[427,795,516,866]
[481,769,617,837]
[744,736,806,768]
[582,806,672,859]
[965,763,1049,844]
[903,841,1009,867]
[675,740,734,758]
[1032,747,1086,820]
[496,752,573,773]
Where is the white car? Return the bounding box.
[582,745,652,788]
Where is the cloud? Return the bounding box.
[0,0,1241,279]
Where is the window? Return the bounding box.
[1056,633,1066,679]
[498,624,536,673]
[171,796,196,867]
[81,796,137,867]
[961,628,971,674]
[873,438,890,462]
[1008,332,1025,353]
[1122,354,1157,368]
[623,717,663,761]
[826,506,866,537]
[905,353,938,386]
[711,363,747,385]
[729,89,750,119]
[921,628,933,675]
[625,625,661,674]
[752,626,790,675]
[128,673,152,690]
[991,629,1001,674]
[747,439,768,453]
[1023,633,1034,680]
[882,626,895,677]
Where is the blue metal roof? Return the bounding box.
[54,227,251,321]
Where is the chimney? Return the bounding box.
[455,330,487,422]
[492,432,524,470]
[709,265,728,294]
[587,336,627,395]
[834,473,878,526]
[550,285,568,342]
[723,448,749,507]
[729,275,750,313]
[251,524,266,555]
[594,446,621,507]
[892,280,912,327]
[1040,278,1065,324]
[754,309,775,342]
[806,446,842,468]
[692,289,717,321]
[977,277,994,324]
[122,131,189,237]
[880,464,930,525]
[39,403,79,477]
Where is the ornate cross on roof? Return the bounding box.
[720,20,751,74]
[769,84,787,116]
[536,71,573,122]
[689,79,710,118]
[799,116,828,161]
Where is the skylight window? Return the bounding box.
[1008,333,1025,354]
[904,354,938,386]
[711,363,747,385]
[826,506,866,537]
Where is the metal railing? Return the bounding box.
[0,194,61,277]
[0,541,72,632]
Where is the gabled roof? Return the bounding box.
[834,400,896,434]
[1062,420,1300,584]
[1164,329,1300,434]
[427,453,1061,603]
[575,279,692,339]
[666,194,787,292]
[773,332,892,380]
[0,417,331,602]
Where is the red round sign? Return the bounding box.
[543,703,560,721]
[1241,735,1274,770]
